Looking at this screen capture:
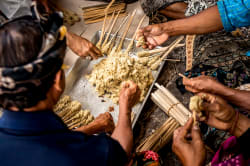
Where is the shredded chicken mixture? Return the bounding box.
[86,53,154,104]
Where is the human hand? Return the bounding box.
[75,112,115,135]
[197,93,236,131]
[66,32,101,59]
[136,23,169,49]
[172,118,206,166]
[183,75,223,94]
[119,81,141,111]
[92,112,115,134]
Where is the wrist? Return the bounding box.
[232,113,250,137]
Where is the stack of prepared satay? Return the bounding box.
[53,96,94,130]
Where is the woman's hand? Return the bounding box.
[119,81,141,112]
[198,93,236,131]
[183,75,224,94]
[136,23,169,49]
[172,118,206,166]
[66,32,101,59]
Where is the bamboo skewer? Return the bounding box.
[136,117,180,152]
[155,83,191,117]
[102,15,129,55]
[124,15,146,55]
[101,10,121,51]
[96,0,115,49]
[150,36,184,70]
[152,91,186,125]
[116,10,137,53]
[82,3,126,24]
[136,83,192,152]
[137,43,184,57]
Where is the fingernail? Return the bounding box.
[193,124,199,130]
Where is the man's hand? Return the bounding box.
[198,93,236,131]
[172,118,206,166]
[119,81,141,111]
[183,75,224,94]
[136,23,169,49]
[66,32,101,59]
[93,112,115,134]
[74,112,114,135]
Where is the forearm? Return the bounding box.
[163,5,223,36]
[215,85,250,111]
[66,31,74,47]
[233,113,250,137]
[74,122,103,135]
[111,105,133,156]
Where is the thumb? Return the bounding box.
[191,124,202,144]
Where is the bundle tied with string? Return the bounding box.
[0,5,66,109]
[137,83,192,152]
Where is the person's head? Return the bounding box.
[0,16,66,111]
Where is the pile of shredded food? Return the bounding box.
[86,53,154,104]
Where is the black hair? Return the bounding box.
[0,16,60,110]
[0,16,43,67]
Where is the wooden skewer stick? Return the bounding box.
[155,83,191,117]
[164,58,181,62]
[102,15,129,55]
[159,36,184,61]
[101,10,121,49]
[96,0,115,49]
[178,73,188,79]
[137,43,184,57]
[150,36,184,70]
[156,91,187,124]
[116,10,137,53]
[125,15,146,54]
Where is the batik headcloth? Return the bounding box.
[0,7,67,109]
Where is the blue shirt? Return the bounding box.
[217,0,250,32]
[0,109,127,166]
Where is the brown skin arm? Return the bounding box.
[74,112,115,135]
[198,93,250,137]
[66,31,101,59]
[183,76,250,111]
[111,81,141,156]
[172,118,206,166]
[137,5,223,49]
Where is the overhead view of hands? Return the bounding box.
[182,75,250,137]
[74,112,114,135]
[172,118,206,166]
[66,31,101,59]
[119,80,141,112]
[182,75,223,94]
[136,23,170,49]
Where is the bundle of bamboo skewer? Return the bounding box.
[136,117,180,152]
[48,1,81,26]
[82,3,127,24]
[152,83,191,125]
[136,83,192,152]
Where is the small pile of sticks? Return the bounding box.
[48,1,81,26]
[82,3,127,24]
